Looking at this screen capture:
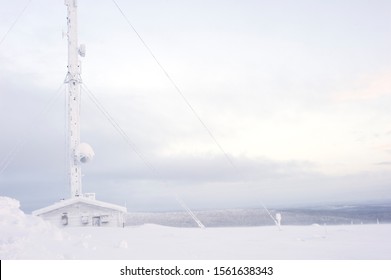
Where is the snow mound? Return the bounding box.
[0,197,66,259]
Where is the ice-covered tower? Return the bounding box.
[64,0,92,198]
[32,0,126,227]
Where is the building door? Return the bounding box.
[92,216,101,226]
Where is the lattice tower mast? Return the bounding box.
[64,0,85,197]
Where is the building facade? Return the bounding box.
[32,196,127,227]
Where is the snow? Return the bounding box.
[1,196,391,260]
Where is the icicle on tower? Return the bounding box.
[65,0,93,198]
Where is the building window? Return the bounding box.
[81,215,89,225]
[61,213,68,226]
[101,215,109,223]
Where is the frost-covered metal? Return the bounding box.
[65,0,84,198]
[64,0,96,197]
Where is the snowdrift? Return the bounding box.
[0,197,66,259]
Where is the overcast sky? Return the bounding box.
[1,0,391,212]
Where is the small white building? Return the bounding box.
[32,195,127,227]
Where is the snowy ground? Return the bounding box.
[1,196,390,260]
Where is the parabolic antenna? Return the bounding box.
[78,143,95,163]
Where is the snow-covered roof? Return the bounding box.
[32,197,127,216]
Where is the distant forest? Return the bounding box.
[126,203,391,227]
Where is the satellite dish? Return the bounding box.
[78,143,94,163]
